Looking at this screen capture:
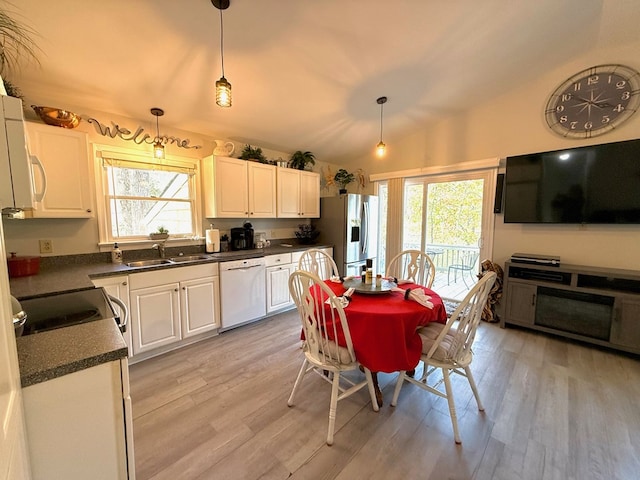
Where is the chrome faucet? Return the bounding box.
[151,242,166,258]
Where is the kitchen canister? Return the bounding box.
[206,227,220,253]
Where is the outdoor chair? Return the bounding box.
[447,251,479,287]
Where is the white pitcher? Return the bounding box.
[213,140,235,156]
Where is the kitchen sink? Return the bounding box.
[126,259,174,268]
[169,255,212,263]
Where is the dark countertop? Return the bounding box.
[10,242,330,387]
[10,242,331,300]
[16,318,128,388]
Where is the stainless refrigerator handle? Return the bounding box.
[362,202,369,254]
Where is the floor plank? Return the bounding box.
[130,309,640,480]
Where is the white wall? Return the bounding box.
[351,41,640,272]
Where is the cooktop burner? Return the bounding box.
[18,287,120,336]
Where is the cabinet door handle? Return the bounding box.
[122,281,127,286]
[86,209,92,213]
[175,288,179,292]
[182,287,186,290]
[531,293,536,306]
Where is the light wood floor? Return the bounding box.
[130,310,640,480]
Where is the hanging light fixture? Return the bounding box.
[376,96,387,157]
[150,107,165,159]
[212,0,232,107]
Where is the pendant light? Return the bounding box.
[212,0,232,107]
[150,107,165,159]
[376,96,387,157]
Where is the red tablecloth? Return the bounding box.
[316,281,447,373]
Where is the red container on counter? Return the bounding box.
[7,252,40,278]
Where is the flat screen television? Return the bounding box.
[503,138,640,224]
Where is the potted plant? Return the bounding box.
[238,144,267,163]
[288,151,315,171]
[295,224,320,244]
[149,226,169,240]
[334,169,355,194]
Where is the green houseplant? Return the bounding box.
[288,151,315,170]
[238,144,267,163]
[149,226,169,240]
[334,169,355,194]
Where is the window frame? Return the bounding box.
[93,145,202,249]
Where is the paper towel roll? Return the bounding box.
[206,228,220,253]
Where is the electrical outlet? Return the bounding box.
[39,239,53,254]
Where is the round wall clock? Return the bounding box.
[545,64,640,138]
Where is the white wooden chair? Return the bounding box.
[287,270,379,445]
[298,248,340,281]
[385,249,436,288]
[390,271,497,444]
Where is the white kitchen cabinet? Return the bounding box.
[129,263,220,357]
[248,161,277,217]
[92,275,132,357]
[276,167,320,218]
[203,155,276,218]
[265,253,294,313]
[129,282,181,355]
[180,275,220,338]
[25,122,94,218]
[22,359,133,480]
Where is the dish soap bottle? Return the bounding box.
[111,243,123,264]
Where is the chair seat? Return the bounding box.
[305,339,352,365]
[418,326,455,361]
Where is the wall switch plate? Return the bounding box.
[39,239,53,254]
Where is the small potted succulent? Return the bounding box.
[288,150,316,170]
[295,224,320,244]
[149,226,169,240]
[334,169,355,194]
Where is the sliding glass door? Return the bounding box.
[402,171,496,300]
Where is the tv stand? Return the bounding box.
[502,261,640,354]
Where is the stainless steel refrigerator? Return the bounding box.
[313,194,378,277]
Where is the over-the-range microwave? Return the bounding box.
[0,94,45,219]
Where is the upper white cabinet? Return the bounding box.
[25,122,93,218]
[202,155,276,218]
[276,167,320,218]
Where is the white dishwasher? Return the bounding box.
[220,257,266,331]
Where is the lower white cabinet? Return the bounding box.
[265,247,334,313]
[128,263,220,357]
[181,275,220,338]
[130,282,181,354]
[266,253,294,313]
[22,360,133,480]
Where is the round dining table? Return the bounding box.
[319,279,447,405]
[322,280,447,373]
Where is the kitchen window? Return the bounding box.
[95,149,200,244]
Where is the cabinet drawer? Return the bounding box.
[265,253,292,267]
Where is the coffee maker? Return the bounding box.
[230,222,254,250]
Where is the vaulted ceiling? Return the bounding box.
[8,0,640,164]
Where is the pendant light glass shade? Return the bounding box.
[376,96,387,157]
[150,108,165,160]
[213,0,232,107]
[216,76,232,107]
